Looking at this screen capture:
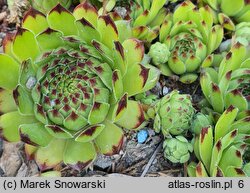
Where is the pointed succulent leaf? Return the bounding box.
[218,13,235,31]
[196,162,209,177]
[35,139,66,171]
[22,8,49,35]
[225,167,246,177]
[75,18,100,44]
[112,41,126,75]
[225,90,248,112]
[179,73,198,84]
[13,85,34,115]
[187,162,197,177]
[173,1,195,24]
[230,117,250,134]
[75,124,105,143]
[111,70,124,102]
[199,126,213,172]
[0,88,17,114]
[215,106,239,141]
[12,28,40,62]
[19,123,52,146]
[47,4,78,36]
[0,54,19,90]
[219,145,243,173]
[24,144,38,160]
[123,64,151,96]
[210,129,238,175]
[19,59,36,90]
[2,33,15,57]
[95,120,124,155]
[45,125,74,139]
[36,28,64,51]
[122,38,144,68]
[97,15,118,50]
[116,100,145,130]
[0,111,37,142]
[92,40,114,66]
[63,140,96,170]
[210,83,224,114]
[133,10,151,27]
[88,102,110,125]
[73,1,98,28]
[200,70,212,103]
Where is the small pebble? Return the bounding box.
[162,86,169,95]
[137,130,148,144]
[26,76,37,89]
[114,7,127,18]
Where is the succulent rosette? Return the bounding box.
[163,135,193,164]
[121,0,167,43]
[200,42,250,115]
[188,106,250,177]
[190,113,212,135]
[0,2,159,170]
[200,0,250,30]
[150,90,195,136]
[29,0,72,14]
[151,0,224,84]
[234,22,250,58]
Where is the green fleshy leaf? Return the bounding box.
[35,139,66,171]
[97,15,118,50]
[215,106,238,142]
[225,167,246,177]
[45,125,74,139]
[122,38,144,68]
[36,28,64,51]
[13,85,34,115]
[123,64,150,96]
[47,4,78,36]
[75,18,100,44]
[19,122,52,146]
[199,126,213,173]
[88,102,110,125]
[219,145,243,173]
[0,88,17,114]
[0,54,19,90]
[187,162,197,177]
[112,69,123,101]
[116,100,145,130]
[12,28,40,62]
[195,161,209,177]
[108,93,128,122]
[63,111,89,131]
[63,140,96,170]
[91,40,114,67]
[112,41,126,75]
[0,111,37,142]
[75,124,105,143]
[73,1,98,28]
[22,8,49,35]
[95,120,124,155]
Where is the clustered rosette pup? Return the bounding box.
[147,90,195,163]
[199,0,250,31]
[188,106,250,177]
[149,1,224,84]
[0,2,159,171]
